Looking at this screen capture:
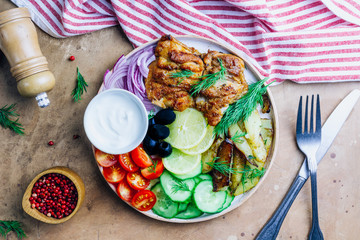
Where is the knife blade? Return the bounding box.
[256,89,360,240]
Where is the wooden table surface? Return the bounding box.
[1,2,360,240]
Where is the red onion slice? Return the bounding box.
[102,44,157,111]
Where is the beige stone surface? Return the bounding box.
[1,2,360,240]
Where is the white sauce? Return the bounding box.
[84,89,148,154]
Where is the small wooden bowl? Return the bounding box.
[22,166,85,224]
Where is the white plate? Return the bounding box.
[93,35,279,223]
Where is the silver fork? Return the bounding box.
[296,95,324,240]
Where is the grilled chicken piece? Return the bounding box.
[212,138,234,192]
[196,51,248,126]
[146,62,195,111]
[145,35,204,111]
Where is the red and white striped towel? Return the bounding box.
[10,0,360,83]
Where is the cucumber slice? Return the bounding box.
[171,160,202,180]
[160,170,196,202]
[175,202,203,219]
[151,183,179,218]
[193,180,227,213]
[197,174,212,181]
[178,202,189,213]
[195,173,212,184]
[194,177,202,184]
[217,191,234,212]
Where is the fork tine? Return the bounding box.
[316,94,321,134]
[310,95,314,133]
[296,96,303,134]
[304,96,309,134]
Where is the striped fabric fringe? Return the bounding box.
[11,0,360,83]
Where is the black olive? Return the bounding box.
[142,135,159,155]
[157,141,172,157]
[154,109,176,125]
[148,117,156,127]
[146,118,156,135]
[149,124,170,140]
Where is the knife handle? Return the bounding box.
[255,175,306,240]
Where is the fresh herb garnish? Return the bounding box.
[0,104,24,135]
[148,157,158,173]
[231,130,246,143]
[191,58,226,96]
[240,165,266,189]
[206,157,265,182]
[0,220,26,239]
[171,179,190,193]
[170,70,195,85]
[214,77,273,136]
[72,67,88,102]
[148,109,155,119]
[206,158,233,175]
[249,167,265,181]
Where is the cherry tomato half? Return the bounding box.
[141,158,164,180]
[102,162,126,184]
[126,171,150,190]
[130,145,153,168]
[131,190,156,211]
[95,148,118,167]
[116,180,137,202]
[119,153,139,172]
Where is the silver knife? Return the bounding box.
[256,89,360,240]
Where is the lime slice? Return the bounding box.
[163,148,201,175]
[165,108,207,149]
[180,125,215,155]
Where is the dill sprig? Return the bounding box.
[191,58,226,96]
[206,157,265,179]
[231,130,246,144]
[0,220,26,239]
[214,77,273,136]
[170,69,195,85]
[148,109,155,119]
[241,165,266,188]
[207,159,234,175]
[0,104,24,135]
[171,179,190,193]
[206,157,238,175]
[72,67,88,102]
[148,157,158,174]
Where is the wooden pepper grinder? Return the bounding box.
[0,7,55,108]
